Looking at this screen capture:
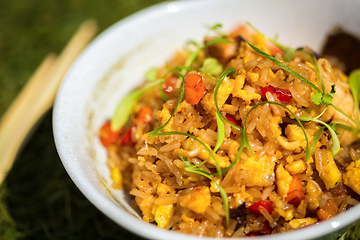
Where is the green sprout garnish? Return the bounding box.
[331,123,360,135]
[248,41,360,130]
[154,131,223,179]
[145,67,158,82]
[111,79,164,131]
[305,118,340,156]
[349,69,360,124]
[308,126,326,160]
[303,51,325,93]
[206,23,226,36]
[203,57,223,76]
[247,42,321,93]
[214,111,225,153]
[247,22,295,62]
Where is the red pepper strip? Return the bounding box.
[225,116,241,128]
[121,128,135,146]
[162,74,178,99]
[260,85,292,103]
[99,121,121,147]
[247,199,274,215]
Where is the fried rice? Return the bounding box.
[99,24,360,237]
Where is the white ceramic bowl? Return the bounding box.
[53,0,360,239]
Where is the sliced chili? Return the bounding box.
[260,85,292,103]
[247,199,274,215]
[121,128,135,146]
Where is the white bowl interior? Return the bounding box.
[53,0,360,239]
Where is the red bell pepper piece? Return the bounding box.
[99,121,121,147]
[260,85,292,103]
[225,116,241,127]
[121,128,135,146]
[247,199,274,215]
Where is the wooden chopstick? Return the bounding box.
[0,19,98,184]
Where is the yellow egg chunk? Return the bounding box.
[110,166,122,189]
[201,76,233,115]
[152,204,174,228]
[316,150,342,190]
[343,159,360,195]
[234,154,277,187]
[276,165,293,199]
[180,186,211,214]
[289,217,318,229]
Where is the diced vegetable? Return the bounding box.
[137,107,152,124]
[286,175,305,206]
[121,128,135,146]
[184,72,207,105]
[260,85,292,103]
[225,116,241,128]
[99,121,121,147]
[162,74,178,99]
[247,200,274,215]
[317,199,338,221]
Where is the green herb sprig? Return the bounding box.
[248,41,360,142]
[247,22,295,62]
[111,78,164,131]
[349,69,360,124]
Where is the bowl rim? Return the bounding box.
[53,0,360,239]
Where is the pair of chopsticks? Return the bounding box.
[0,20,98,185]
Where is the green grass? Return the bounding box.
[0,0,360,239]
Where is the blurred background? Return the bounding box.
[0,1,165,239]
[0,1,360,240]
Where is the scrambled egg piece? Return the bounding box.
[234,89,261,103]
[152,204,174,228]
[234,154,277,187]
[316,150,342,190]
[289,217,318,229]
[269,116,282,138]
[156,106,175,132]
[343,159,360,195]
[201,76,233,115]
[285,124,305,142]
[276,165,293,199]
[246,71,259,82]
[180,186,211,214]
[232,74,261,102]
[305,180,322,211]
[232,75,245,96]
[110,166,122,189]
[285,160,307,176]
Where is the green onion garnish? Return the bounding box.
[111,79,164,131]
